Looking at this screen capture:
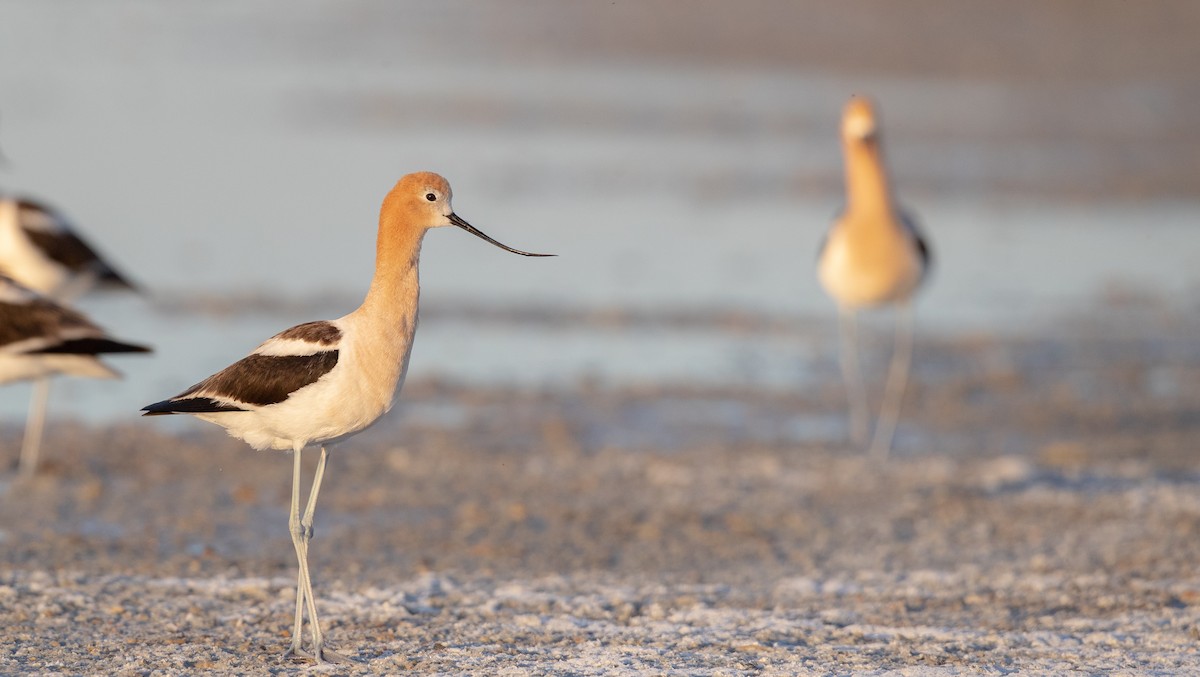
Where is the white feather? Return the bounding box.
[253,334,342,358]
[0,199,71,297]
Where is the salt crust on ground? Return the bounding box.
[4,323,1200,673]
[5,567,1199,674]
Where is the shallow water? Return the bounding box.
[0,2,1197,425]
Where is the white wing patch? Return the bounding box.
[254,336,340,358]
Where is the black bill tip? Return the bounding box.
[448,213,555,257]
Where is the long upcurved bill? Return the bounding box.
[449,213,555,257]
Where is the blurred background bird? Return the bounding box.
[818,96,930,459]
[0,274,149,461]
[0,195,144,476]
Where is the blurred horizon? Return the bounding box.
[0,1,1198,421]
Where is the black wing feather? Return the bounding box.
[899,208,932,275]
[33,337,151,355]
[18,200,137,291]
[146,351,340,414]
[0,298,150,354]
[142,397,246,416]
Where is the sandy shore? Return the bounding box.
[2,310,1200,673]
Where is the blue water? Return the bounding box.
[0,2,1197,423]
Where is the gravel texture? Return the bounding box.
[4,312,1200,674]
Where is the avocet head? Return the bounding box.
[841,95,880,144]
[389,172,553,257]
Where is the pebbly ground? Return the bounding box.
[3,310,1200,674]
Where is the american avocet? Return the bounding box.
[0,273,149,399]
[0,196,140,477]
[817,96,931,460]
[142,172,553,663]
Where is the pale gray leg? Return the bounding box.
[283,444,309,659]
[870,302,915,460]
[302,446,347,663]
[838,308,870,447]
[283,445,348,664]
[18,378,51,478]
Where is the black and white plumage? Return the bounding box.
[0,197,136,301]
[140,172,552,663]
[0,195,145,477]
[144,321,342,416]
[0,275,149,384]
[141,320,363,452]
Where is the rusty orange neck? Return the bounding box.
[843,139,896,220]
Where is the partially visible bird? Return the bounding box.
[0,197,136,301]
[142,172,553,663]
[817,96,931,459]
[0,273,148,393]
[0,196,142,476]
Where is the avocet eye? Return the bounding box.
[425,193,437,202]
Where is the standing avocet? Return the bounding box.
[818,96,931,460]
[0,273,148,397]
[142,172,553,663]
[0,197,141,477]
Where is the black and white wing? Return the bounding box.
[0,275,150,357]
[141,321,342,416]
[16,198,137,292]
